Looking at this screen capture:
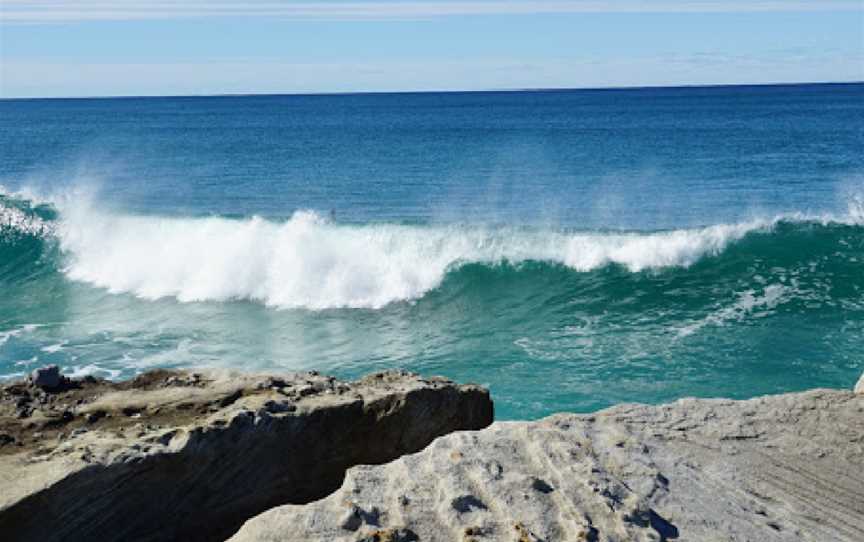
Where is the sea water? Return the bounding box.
[1,83,862,419]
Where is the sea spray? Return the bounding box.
[54,207,780,308]
[2,188,863,309]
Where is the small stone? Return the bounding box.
[30,365,61,391]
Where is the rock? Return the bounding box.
[30,365,61,391]
[0,369,492,542]
[232,388,864,542]
[855,371,863,394]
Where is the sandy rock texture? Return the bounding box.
[0,369,493,542]
[233,387,864,542]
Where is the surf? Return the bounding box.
[1,188,863,311]
[54,208,773,309]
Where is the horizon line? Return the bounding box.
[1,80,862,102]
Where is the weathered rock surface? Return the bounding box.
[0,368,493,542]
[233,387,864,542]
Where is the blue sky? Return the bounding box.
[1,1,862,98]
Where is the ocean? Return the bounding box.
[1,83,862,419]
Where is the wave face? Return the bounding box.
[0,192,57,285]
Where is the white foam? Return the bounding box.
[0,200,54,238]
[41,342,66,354]
[53,200,780,309]
[0,324,40,346]
[676,283,791,338]
[14,356,38,367]
[65,364,123,380]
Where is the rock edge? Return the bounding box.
[233,381,864,542]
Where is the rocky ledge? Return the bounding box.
[233,385,864,542]
[0,367,493,542]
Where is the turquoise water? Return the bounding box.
[1,83,863,419]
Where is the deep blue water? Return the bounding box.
[1,83,863,419]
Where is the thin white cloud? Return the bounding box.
[2,1,862,23]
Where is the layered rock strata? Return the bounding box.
[0,369,493,542]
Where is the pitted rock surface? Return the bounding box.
[233,388,864,542]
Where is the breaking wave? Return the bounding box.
[3,188,864,309]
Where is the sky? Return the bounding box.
[0,1,862,98]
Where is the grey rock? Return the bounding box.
[0,369,492,542]
[232,387,864,542]
[30,365,61,390]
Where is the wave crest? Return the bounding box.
[55,207,775,309]
[5,186,862,310]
